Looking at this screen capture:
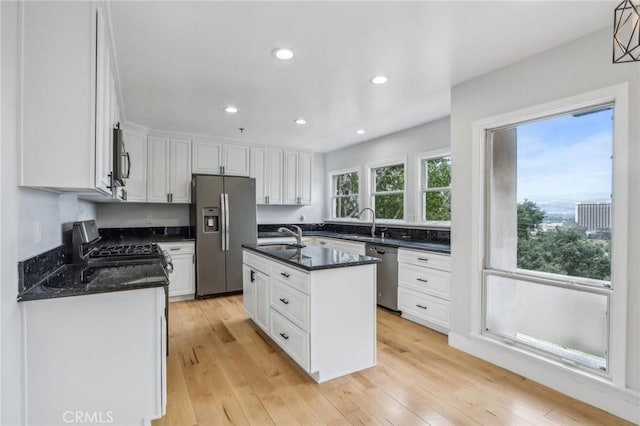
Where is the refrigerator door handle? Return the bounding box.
[220,193,227,251]
[224,193,230,251]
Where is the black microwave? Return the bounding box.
[112,123,130,186]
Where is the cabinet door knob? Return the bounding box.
[279,332,289,340]
[279,298,289,305]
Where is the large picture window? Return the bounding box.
[371,162,405,220]
[330,170,359,218]
[484,105,614,373]
[420,154,451,222]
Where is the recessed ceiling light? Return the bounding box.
[370,75,388,85]
[272,48,294,60]
[356,129,366,134]
[224,106,238,113]
[294,118,307,125]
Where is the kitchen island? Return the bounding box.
[242,244,380,383]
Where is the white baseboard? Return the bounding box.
[168,294,194,302]
[449,332,640,424]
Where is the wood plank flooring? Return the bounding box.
[153,296,631,426]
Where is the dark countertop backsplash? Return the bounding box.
[258,223,450,245]
[98,226,195,244]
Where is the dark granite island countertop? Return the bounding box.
[18,261,169,302]
[242,243,381,271]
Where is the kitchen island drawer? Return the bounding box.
[243,250,270,274]
[269,261,309,294]
[269,308,310,371]
[398,263,450,300]
[399,287,450,331]
[270,279,309,331]
[398,249,451,271]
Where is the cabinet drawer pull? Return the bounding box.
[319,241,326,245]
[280,272,290,278]
[169,247,181,251]
[416,304,428,310]
[416,278,428,283]
[279,298,289,305]
[417,257,429,262]
[279,332,289,340]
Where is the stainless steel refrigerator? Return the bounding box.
[192,175,257,297]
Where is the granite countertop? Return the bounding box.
[18,260,169,302]
[243,243,381,272]
[258,231,451,254]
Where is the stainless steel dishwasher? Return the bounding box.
[365,243,398,311]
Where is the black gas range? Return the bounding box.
[90,242,169,266]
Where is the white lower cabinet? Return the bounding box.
[242,249,376,383]
[159,242,195,300]
[243,264,257,318]
[398,248,451,334]
[270,308,310,371]
[243,251,270,331]
[24,288,167,426]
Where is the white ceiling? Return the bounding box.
[109,1,614,153]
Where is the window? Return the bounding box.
[420,154,451,222]
[330,170,359,218]
[484,105,614,374]
[371,162,405,220]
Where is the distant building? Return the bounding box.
[575,202,611,231]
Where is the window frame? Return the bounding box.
[327,167,361,221]
[367,159,407,223]
[416,149,452,226]
[469,84,629,386]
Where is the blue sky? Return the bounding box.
[516,107,613,214]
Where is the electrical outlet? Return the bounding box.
[146,215,153,224]
[33,222,42,244]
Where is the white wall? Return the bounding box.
[323,118,450,223]
[96,203,190,228]
[450,28,639,422]
[2,3,98,423]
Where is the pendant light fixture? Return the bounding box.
[613,0,640,63]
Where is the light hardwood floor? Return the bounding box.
[153,295,631,426]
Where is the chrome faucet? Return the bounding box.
[277,225,304,247]
[351,208,376,237]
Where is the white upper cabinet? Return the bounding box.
[251,147,283,204]
[170,139,192,203]
[147,137,192,203]
[283,151,313,205]
[192,140,221,174]
[298,151,313,205]
[122,130,147,202]
[19,2,119,196]
[223,144,250,176]
[192,140,249,176]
